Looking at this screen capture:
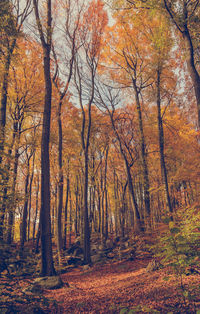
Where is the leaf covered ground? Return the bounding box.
[44,258,200,313]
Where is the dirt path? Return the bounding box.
[45,259,200,313]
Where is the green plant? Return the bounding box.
[154,206,200,311]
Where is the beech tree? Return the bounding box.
[114,0,200,127]
[95,85,142,233]
[163,0,200,128]
[33,0,56,276]
[52,0,83,265]
[74,0,108,264]
[101,12,152,228]
[0,0,31,241]
[0,0,31,164]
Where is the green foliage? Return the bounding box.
[155,207,200,277]
[153,206,200,310]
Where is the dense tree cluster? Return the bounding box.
[0,0,199,276]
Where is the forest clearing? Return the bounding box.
[0,0,200,312]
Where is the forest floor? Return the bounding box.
[44,257,200,314]
[1,256,200,313]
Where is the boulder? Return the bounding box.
[33,276,64,289]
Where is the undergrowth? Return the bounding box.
[153,206,200,312]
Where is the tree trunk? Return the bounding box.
[56,100,64,265]
[69,189,72,247]
[156,68,173,217]
[33,0,56,276]
[114,170,119,237]
[63,175,69,250]
[163,0,200,128]
[6,130,20,244]
[133,82,151,226]
[33,174,39,241]
[109,111,142,233]
[104,145,109,240]
[83,149,91,263]
[28,153,35,241]
[75,176,79,237]
[0,39,16,164]
[183,28,200,127]
[0,122,16,240]
[20,167,30,252]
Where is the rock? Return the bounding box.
[74,247,83,256]
[67,256,83,266]
[23,283,44,294]
[33,276,63,289]
[82,265,90,271]
[120,248,135,259]
[98,244,105,251]
[124,241,129,248]
[146,259,161,272]
[106,239,113,249]
[91,254,102,263]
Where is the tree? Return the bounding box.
[33,0,56,276]
[95,85,142,233]
[4,38,43,244]
[74,0,108,263]
[163,0,200,128]
[0,0,31,241]
[0,0,31,164]
[101,12,152,227]
[52,0,82,265]
[115,0,200,127]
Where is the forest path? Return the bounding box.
[45,258,199,313]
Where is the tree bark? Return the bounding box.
[156,68,173,217]
[183,27,200,127]
[6,129,20,244]
[63,175,69,250]
[132,80,151,226]
[0,39,16,164]
[56,100,64,265]
[33,174,39,241]
[33,0,56,276]
[28,153,35,241]
[20,166,30,252]
[163,0,200,128]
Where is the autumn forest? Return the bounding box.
[0,0,200,313]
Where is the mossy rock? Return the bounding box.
[33,276,64,289]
